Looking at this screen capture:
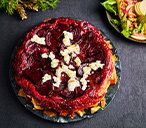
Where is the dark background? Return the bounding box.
[0,0,146,128]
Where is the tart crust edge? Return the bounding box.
[17,39,119,118]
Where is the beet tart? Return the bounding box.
[10,18,121,123]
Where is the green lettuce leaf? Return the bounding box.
[111,19,120,26]
[121,29,130,38]
[101,0,118,15]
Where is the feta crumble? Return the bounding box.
[67,44,80,55]
[53,76,61,88]
[41,53,49,58]
[51,59,59,68]
[68,78,80,91]
[74,57,81,66]
[42,74,51,83]
[83,66,92,75]
[68,64,74,69]
[63,31,73,46]
[89,61,105,70]
[31,34,46,45]
[49,52,55,60]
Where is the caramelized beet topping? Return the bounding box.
[14,18,114,114]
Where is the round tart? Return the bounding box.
[11,18,120,122]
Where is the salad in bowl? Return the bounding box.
[102,0,146,42]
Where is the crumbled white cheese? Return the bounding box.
[41,53,49,58]
[66,70,76,78]
[51,59,59,68]
[64,54,71,64]
[80,77,87,91]
[83,66,92,75]
[53,76,61,88]
[63,37,71,46]
[83,74,88,79]
[89,61,104,70]
[60,50,64,56]
[63,31,73,46]
[60,43,80,65]
[60,49,71,64]
[89,63,97,71]
[48,52,59,68]
[62,64,76,78]
[67,44,80,55]
[68,64,74,69]
[53,64,77,89]
[95,61,105,69]
[63,31,73,40]
[31,34,46,45]
[68,78,80,91]
[55,67,63,77]
[62,64,68,70]
[80,75,88,90]
[42,74,51,83]
[52,67,64,88]
[49,52,55,60]
[72,53,77,57]
[74,57,81,66]
[79,60,104,91]
[60,49,69,56]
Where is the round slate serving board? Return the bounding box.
[9,24,121,123]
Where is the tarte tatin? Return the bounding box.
[13,18,118,118]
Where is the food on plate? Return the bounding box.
[0,0,60,20]
[102,0,146,41]
[13,18,118,118]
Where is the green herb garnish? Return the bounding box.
[0,0,60,20]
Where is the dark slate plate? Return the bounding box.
[106,11,146,43]
[9,22,121,123]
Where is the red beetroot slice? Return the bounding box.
[13,18,115,115]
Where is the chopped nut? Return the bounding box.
[76,110,85,117]
[18,89,26,98]
[100,98,106,108]
[91,106,101,114]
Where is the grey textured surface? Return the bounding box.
[0,0,146,128]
